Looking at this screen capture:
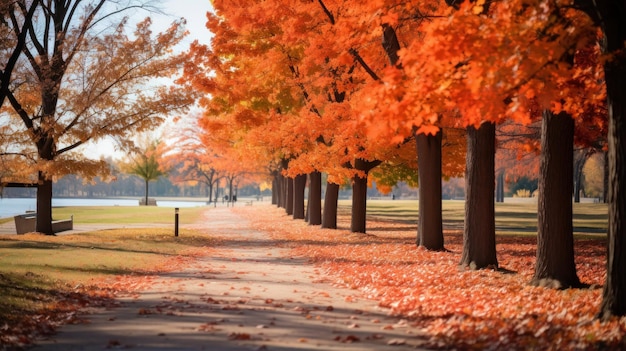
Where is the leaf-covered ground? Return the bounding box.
[237,205,626,350]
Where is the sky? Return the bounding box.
[155,0,214,48]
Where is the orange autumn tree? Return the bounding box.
[572,0,626,319]
[264,0,460,234]
[3,1,194,234]
[182,6,306,214]
[162,113,224,202]
[357,0,598,271]
[186,0,409,233]
[296,0,458,249]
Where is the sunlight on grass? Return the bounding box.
[0,228,215,282]
[0,228,217,332]
[51,205,207,224]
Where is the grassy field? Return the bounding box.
[0,205,207,224]
[51,205,207,224]
[0,227,217,344]
[338,199,609,237]
[0,205,215,344]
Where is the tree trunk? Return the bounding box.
[350,158,381,233]
[36,172,54,235]
[496,171,505,203]
[573,149,590,203]
[286,177,294,215]
[144,179,149,206]
[277,173,285,209]
[214,182,220,205]
[322,182,339,229]
[602,151,609,204]
[416,131,444,250]
[272,173,279,205]
[351,173,368,233]
[293,174,307,219]
[460,122,498,269]
[308,171,322,225]
[598,4,626,318]
[531,110,581,288]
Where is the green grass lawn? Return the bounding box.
[338,199,608,237]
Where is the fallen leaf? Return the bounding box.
[387,338,407,345]
[228,332,251,340]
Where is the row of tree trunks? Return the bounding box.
[268,0,625,320]
[274,168,335,228]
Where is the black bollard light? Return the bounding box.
[174,207,179,237]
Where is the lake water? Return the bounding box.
[0,198,208,219]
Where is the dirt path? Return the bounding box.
[31,206,427,350]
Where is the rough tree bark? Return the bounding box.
[36,172,53,234]
[531,110,581,288]
[322,182,339,229]
[460,122,498,269]
[272,172,279,205]
[496,171,505,203]
[573,149,591,203]
[350,158,381,233]
[595,0,626,318]
[416,131,444,250]
[286,177,294,216]
[293,174,307,219]
[351,173,368,233]
[307,171,322,225]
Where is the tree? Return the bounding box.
[3,0,193,234]
[162,114,224,202]
[185,0,399,234]
[306,171,322,225]
[460,122,498,269]
[531,110,581,288]
[574,0,626,320]
[124,139,167,206]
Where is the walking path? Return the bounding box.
[29,206,427,350]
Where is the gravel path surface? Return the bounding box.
[30,206,427,350]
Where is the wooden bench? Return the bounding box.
[139,197,157,206]
[14,213,73,234]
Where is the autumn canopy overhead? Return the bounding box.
[179,0,626,321]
